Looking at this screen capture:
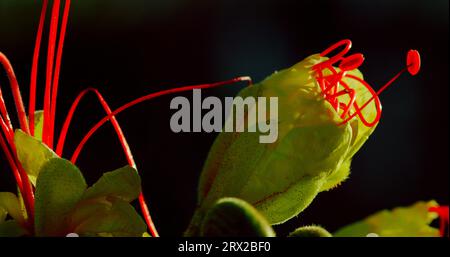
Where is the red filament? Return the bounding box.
[429,206,449,237]
[29,0,49,136]
[313,39,421,127]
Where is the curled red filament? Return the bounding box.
[429,206,449,237]
[312,39,421,127]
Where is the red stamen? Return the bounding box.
[49,0,71,148]
[70,77,251,163]
[313,39,421,127]
[337,74,382,127]
[15,162,35,228]
[0,53,35,223]
[43,0,61,147]
[0,90,14,133]
[0,126,23,192]
[139,193,158,237]
[68,77,250,236]
[0,53,30,133]
[29,0,49,136]
[0,115,14,148]
[429,206,449,237]
[317,39,352,67]
[339,53,364,71]
[57,88,136,165]
[0,116,34,226]
[56,88,133,162]
[57,87,159,236]
[407,49,421,76]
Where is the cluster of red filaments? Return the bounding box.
[312,39,421,127]
[1,0,252,237]
[0,0,159,236]
[314,40,449,237]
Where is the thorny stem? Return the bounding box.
[29,0,49,136]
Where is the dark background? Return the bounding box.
[0,0,448,236]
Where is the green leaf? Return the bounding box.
[83,165,141,202]
[0,192,25,225]
[201,197,275,237]
[0,192,28,237]
[288,225,332,237]
[0,220,27,237]
[14,129,58,185]
[33,110,44,141]
[0,208,6,222]
[35,158,87,236]
[16,188,28,221]
[71,198,147,237]
[334,201,440,237]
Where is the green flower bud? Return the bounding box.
[201,197,275,237]
[288,225,332,237]
[187,54,378,234]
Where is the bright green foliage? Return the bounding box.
[33,110,44,141]
[34,158,87,236]
[0,220,27,237]
[0,192,25,225]
[201,197,275,237]
[334,201,440,237]
[83,166,141,202]
[32,159,146,237]
[288,225,332,237]
[195,54,378,228]
[72,166,146,237]
[0,192,28,237]
[14,129,58,185]
[3,131,147,237]
[70,198,147,237]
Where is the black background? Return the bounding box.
[0,0,448,236]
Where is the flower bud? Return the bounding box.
[189,54,378,233]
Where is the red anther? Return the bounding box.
[407,49,421,76]
[429,206,449,237]
[374,50,422,97]
[339,53,365,71]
